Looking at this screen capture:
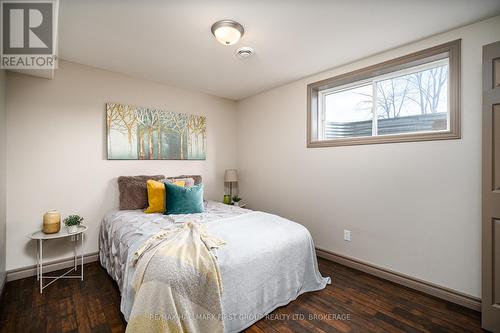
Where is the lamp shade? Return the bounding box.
[224,169,238,182]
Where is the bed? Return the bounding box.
[99,200,330,333]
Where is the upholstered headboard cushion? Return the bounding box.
[118,175,164,210]
[166,175,202,186]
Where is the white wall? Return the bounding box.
[5,61,237,271]
[0,70,6,290]
[237,16,500,298]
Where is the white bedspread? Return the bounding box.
[99,201,330,333]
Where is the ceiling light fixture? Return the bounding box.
[211,20,244,45]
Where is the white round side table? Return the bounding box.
[29,225,87,293]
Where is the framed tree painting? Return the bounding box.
[106,103,206,160]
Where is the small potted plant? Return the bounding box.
[64,215,84,233]
[232,196,242,207]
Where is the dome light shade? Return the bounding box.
[211,20,244,45]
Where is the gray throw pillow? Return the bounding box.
[118,175,164,210]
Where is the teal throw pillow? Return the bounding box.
[165,182,204,215]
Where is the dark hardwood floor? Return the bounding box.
[0,258,484,333]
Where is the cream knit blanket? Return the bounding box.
[125,222,226,333]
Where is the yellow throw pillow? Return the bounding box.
[145,179,185,214]
[145,180,166,213]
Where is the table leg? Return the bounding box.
[74,235,77,271]
[81,233,84,281]
[39,239,43,293]
[35,240,39,281]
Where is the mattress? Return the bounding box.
[99,201,330,333]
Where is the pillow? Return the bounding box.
[166,175,202,186]
[165,182,204,215]
[145,180,186,214]
[118,175,164,210]
[163,177,195,187]
[172,180,186,187]
[144,180,166,213]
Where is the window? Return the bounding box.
[307,40,460,147]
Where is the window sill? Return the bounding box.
[307,130,461,148]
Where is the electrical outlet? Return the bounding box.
[344,230,351,242]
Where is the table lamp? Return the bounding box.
[224,169,238,200]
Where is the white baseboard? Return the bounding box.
[6,251,99,282]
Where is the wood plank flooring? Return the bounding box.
[0,258,484,333]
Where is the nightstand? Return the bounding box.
[29,225,87,293]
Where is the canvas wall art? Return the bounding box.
[106,103,206,160]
